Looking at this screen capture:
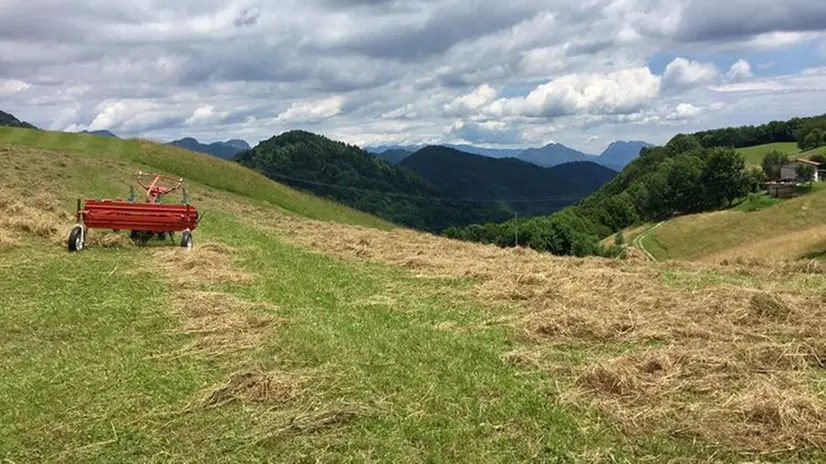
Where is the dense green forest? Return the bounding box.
[398,146,617,217]
[234,130,510,232]
[443,134,759,256]
[0,110,37,129]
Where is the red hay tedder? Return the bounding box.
[67,171,201,252]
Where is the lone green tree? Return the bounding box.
[702,148,749,208]
[761,150,789,181]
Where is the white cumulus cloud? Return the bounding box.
[725,59,753,82]
[483,67,661,119]
[661,57,719,93]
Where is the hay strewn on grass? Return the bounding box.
[147,242,280,360]
[152,242,255,286]
[197,369,303,408]
[248,212,826,456]
[164,290,286,359]
[0,197,72,247]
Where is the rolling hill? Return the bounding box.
[167,136,251,160]
[399,145,617,217]
[630,183,826,262]
[233,130,508,231]
[3,125,826,462]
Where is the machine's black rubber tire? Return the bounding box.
[67,225,84,252]
[180,230,193,249]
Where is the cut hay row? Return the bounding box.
[146,242,303,408]
[248,211,826,456]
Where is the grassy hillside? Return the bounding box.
[737,142,799,167]
[3,127,826,461]
[635,183,826,262]
[735,141,826,168]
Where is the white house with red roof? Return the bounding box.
[780,158,823,182]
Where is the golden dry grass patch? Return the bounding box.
[243,209,826,455]
[704,224,826,263]
[196,368,306,408]
[160,290,287,360]
[151,242,255,287]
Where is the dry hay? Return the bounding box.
[0,196,73,248]
[161,290,285,359]
[242,210,826,456]
[147,241,283,359]
[151,242,254,287]
[197,369,303,408]
[623,246,648,261]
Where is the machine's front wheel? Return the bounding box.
[67,225,84,252]
[180,230,193,249]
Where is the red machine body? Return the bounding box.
[67,172,200,251]
[78,200,199,232]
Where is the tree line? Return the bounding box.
[687,113,825,150]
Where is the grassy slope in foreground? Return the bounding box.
[3,128,826,462]
[643,183,826,262]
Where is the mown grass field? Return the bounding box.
[737,142,800,167]
[640,183,826,262]
[737,142,826,168]
[3,127,826,462]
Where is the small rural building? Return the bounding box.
[780,158,821,182]
[767,182,796,198]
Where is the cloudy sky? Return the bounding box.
[2,0,826,153]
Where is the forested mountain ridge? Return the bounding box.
[233,130,510,232]
[0,110,37,130]
[399,146,617,217]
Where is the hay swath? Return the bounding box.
[67,171,200,251]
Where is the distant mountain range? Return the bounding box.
[166,137,251,160]
[366,144,524,159]
[365,140,655,171]
[67,130,253,160]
